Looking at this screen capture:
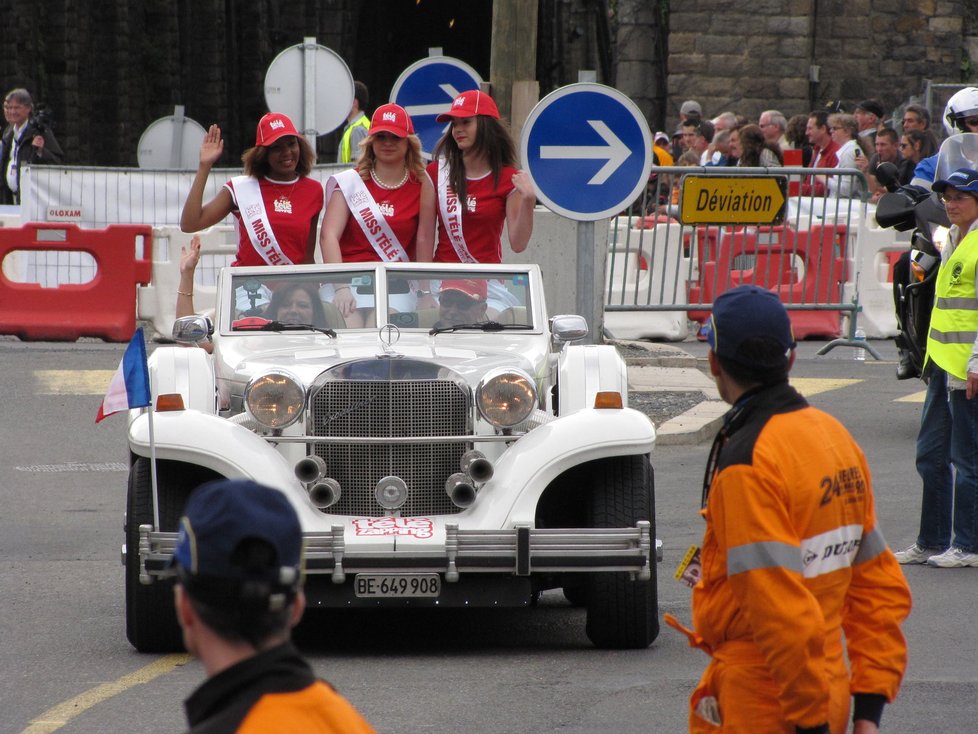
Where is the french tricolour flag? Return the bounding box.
[96,328,152,423]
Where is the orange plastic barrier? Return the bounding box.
[0,223,152,341]
[686,223,847,339]
[776,223,847,339]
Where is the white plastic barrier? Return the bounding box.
[139,226,237,339]
[849,206,909,338]
[604,220,690,341]
[0,205,23,280]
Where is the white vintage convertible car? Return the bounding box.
[124,261,658,652]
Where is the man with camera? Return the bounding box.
[1,88,63,205]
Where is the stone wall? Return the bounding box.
[660,0,969,130]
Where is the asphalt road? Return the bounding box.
[1,337,974,733]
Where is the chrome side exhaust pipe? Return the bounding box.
[445,472,477,508]
[460,450,493,483]
[308,478,342,509]
[295,455,327,483]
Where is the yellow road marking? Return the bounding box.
[896,391,927,403]
[34,370,114,395]
[21,654,191,734]
[789,378,861,397]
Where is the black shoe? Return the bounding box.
[896,350,916,380]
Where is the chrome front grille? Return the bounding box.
[309,373,470,516]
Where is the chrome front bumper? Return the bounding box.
[137,521,658,584]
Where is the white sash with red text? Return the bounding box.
[327,169,409,262]
[436,157,477,263]
[232,176,294,265]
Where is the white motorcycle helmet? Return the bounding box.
[943,86,978,135]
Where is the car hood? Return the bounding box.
[216,334,547,388]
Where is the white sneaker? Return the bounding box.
[893,543,944,565]
[926,547,978,568]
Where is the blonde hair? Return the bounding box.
[355,133,426,182]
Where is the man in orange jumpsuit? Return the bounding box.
[666,286,911,734]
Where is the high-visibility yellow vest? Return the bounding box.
[926,229,978,380]
[338,114,370,163]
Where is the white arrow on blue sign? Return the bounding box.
[390,56,483,157]
[521,83,652,221]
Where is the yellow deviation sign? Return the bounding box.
[680,175,787,225]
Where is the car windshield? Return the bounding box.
[226,269,533,332]
[384,270,533,331]
[229,270,377,331]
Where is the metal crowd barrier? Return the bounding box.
[604,165,888,358]
[21,163,347,228]
[4,162,904,357]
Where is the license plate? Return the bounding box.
[354,573,441,598]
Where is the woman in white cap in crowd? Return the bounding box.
[319,103,435,325]
[180,113,323,267]
[427,89,536,265]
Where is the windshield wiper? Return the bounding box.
[236,320,337,338]
[429,321,533,335]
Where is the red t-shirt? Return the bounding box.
[335,175,422,261]
[426,162,516,264]
[226,176,324,266]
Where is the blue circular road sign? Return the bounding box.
[390,56,483,157]
[521,83,652,221]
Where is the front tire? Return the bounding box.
[125,458,217,652]
[584,455,659,649]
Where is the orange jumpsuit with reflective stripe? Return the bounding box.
[667,383,911,733]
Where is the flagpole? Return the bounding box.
[98,327,157,528]
[148,404,160,531]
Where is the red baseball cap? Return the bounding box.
[436,90,500,123]
[440,279,488,301]
[255,112,300,146]
[369,103,414,137]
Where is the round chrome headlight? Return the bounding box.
[476,368,538,428]
[244,370,305,429]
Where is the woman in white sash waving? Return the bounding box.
[426,89,536,265]
[320,103,435,325]
[180,112,323,267]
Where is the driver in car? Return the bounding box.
[435,279,488,328]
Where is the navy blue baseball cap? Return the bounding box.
[172,479,302,591]
[933,167,978,195]
[707,285,796,365]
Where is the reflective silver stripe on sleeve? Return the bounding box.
[727,541,802,576]
[854,526,887,565]
[936,297,978,311]
[928,327,978,344]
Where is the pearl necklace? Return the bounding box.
[370,167,409,190]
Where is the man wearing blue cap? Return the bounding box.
[895,167,978,568]
[665,286,910,734]
[172,478,375,733]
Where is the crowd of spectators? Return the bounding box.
[656,96,948,202]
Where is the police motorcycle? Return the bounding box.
[873,163,945,380]
[874,90,978,379]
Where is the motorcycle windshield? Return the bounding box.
[934,133,978,182]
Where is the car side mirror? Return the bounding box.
[550,314,589,344]
[172,315,213,344]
